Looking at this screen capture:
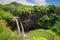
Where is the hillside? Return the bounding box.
[0,2,60,40]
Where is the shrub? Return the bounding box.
[0,10,13,21]
[0,20,16,40]
[51,21,60,35]
[37,15,54,29]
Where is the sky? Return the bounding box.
[0,0,60,6]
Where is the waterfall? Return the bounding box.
[20,21,26,37]
[15,18,20,35]
[15,18,26,37]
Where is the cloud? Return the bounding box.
[33,0,47,6]
[0,0,35,6]
[15,0,35,6]
[0,0,14,4]
[0,0,47,6]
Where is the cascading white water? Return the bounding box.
[15,18,26,37]
[15,18,20,35]
[20,21,26,37]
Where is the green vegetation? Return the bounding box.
[28,29,55,40]
[0,10,13,21]
[51,21,60,35]
[31,37,47,40]
[0,2,60,40]
[0,20,16,40]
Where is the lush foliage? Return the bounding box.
[0,9,13,21]
[51,21,60,35]
[0,2,60,40]
[0,20,16,40]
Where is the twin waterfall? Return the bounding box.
[15,18,25,37]
[16,19,20,34]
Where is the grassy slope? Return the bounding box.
[27,29,55,40]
